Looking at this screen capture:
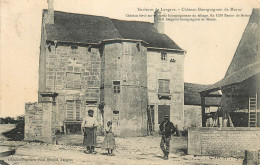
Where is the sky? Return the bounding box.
[0,0,258,117]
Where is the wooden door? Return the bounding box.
[158,105,170,124]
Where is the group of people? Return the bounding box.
[81,109,116,156]
[81,109,176,160]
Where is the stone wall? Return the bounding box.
[39,44,101,129]
[147,50,184,131]
[188,127,260,158]
[24,101,56,143]
[101,42,147,137]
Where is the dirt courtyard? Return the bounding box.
[0,127,243,165]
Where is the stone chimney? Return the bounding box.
[154,9,164,33]
[46,0,54,24]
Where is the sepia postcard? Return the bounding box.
[0,0,259,164]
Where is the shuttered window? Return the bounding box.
[66,100,81,121]
[158,79,170,93]
[66,100,74,120]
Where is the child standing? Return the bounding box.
[102,121,116,156]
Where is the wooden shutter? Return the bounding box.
[158,79,170,93]
[158,80,164,93]
[164,80,170,93]
[66,100,74,120]
[158,105,170,124]
[76,100,81,120]
[74,73,81,89]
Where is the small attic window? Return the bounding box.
[161,52,167,61]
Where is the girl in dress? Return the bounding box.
[102,121,116,156]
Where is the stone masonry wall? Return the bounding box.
[188,127,260,158]
[147,50,184,131]
[43,45,101,129]
[101,42,147,137]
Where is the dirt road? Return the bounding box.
[0,134,243,165]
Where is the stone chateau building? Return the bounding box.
[25,0,185,142]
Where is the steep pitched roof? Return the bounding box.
[44,10,183,50]
[202,63,260,93]
[184,83,221,106]
[201,8,260,93]
[225,8,260,77]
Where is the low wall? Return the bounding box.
[188,127,260,158]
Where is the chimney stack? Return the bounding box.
[154,9,164,33]
[46,0,54,24]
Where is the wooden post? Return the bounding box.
[201,94,206,127]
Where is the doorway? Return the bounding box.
[158,105,170,124]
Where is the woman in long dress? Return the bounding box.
[102,121,116,156]
[82,109,98,154]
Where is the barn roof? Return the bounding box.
[184,83,221,106]
[201,8,260,94]
[225,8,260,77]
[44,10,183,50]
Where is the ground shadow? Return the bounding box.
[153,154,165,160]
[100,153,110,156]
[175,148,188,156]
[2,121,24,141]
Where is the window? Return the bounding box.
[161,52,167,61]
[158,79,170,93]
[113,81,120,93]
[66,100,74,120]
[66,73,81,89]
[66,100,81,121]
